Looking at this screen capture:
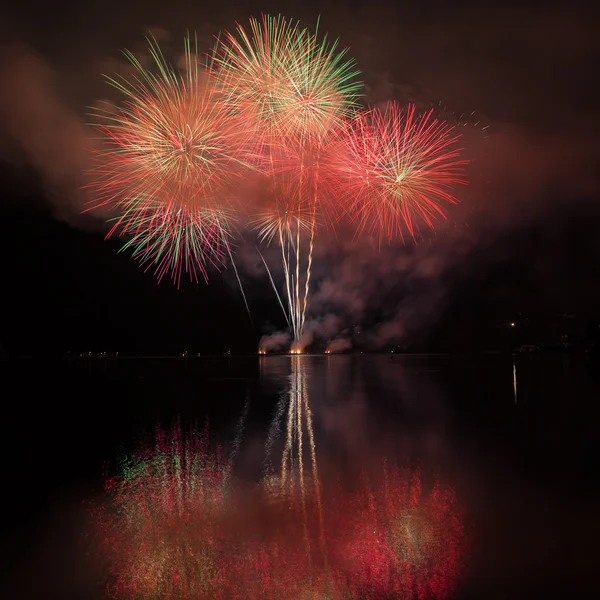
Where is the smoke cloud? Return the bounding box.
[0,45,97,224]
[259,331,291,352]
[256,229,484,351]
[326,338,352,353]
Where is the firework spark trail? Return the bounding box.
[291,218,304,345]
[254,208,317,344]
[513,356,518,405]
[257,215,313,342]
[256,246,291,330]
[294,219,302,340]
[225,236,252,320]
[301,215,316,336]
[280,227,295,337]
[270,223,296,339]
[255,135,348,345]
[299,169,315,338]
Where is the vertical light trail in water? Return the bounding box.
[303,383,326,568]
[224,392,250,486]
[513,356,518,405]
[280,371,295,488]
[273,356,327,572]
[263,387,288,476]
[295,357,312,563]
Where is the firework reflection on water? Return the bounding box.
[89,358,465,599]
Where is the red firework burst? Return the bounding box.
[331,101,468,242]
[88,37,253,219]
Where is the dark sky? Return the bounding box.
[0,0,599,354]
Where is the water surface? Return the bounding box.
[2,353,599,598]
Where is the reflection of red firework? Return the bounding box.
[90,422,229,599]
[90,426,464,600]
[225,486,331,599]
[335,467,464,599]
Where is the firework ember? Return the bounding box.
[332,101,468,242]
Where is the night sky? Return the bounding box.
[1,0,599,355]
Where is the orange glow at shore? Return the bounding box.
[258,348,303,355]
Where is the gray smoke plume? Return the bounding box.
[258,331,291,352]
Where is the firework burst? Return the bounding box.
[332,101,468,242]
[209,14,362,148]
[265,133,344,226]
[88,35,253,283]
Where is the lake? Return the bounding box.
[2,353,599,599]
